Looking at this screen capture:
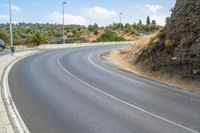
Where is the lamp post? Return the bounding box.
[62,1,67,44]
[119,12,123,36]
[9,0,14,55]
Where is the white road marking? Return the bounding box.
[191,98,200,103]
[88,53,173,89]
[57,56,199,133]
[89,54,149,85]
[3,55,32,133]
[88,53,200,103]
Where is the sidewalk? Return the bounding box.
[0,51,38,133]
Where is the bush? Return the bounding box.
[93,29,98,35]
[0,28,8,42]
[31,31,48,46]
[96,30,125,42]
[88,23,98,32]
[13,33,22,45]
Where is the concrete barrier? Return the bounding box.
[38,41,134,49]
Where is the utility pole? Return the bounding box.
[62,1,67,44]
[9,0,14,55]
[119,12,123,36]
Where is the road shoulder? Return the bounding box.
[102,50,200,94]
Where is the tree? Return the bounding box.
[13,33,22,45]
[88,23,98,32]
[0,28,8,42]
[31,31,48,46]
[93,29,98,35]
[96,30,125,42]
[71,28,78,37]
[151,20,157,25]
[166,17,171,24]
[139,20,142,25]
[125,23,131,28]
[124,23,132,33]
[170,8,174,12]
[146,16,151,25]
[111,23,121,30]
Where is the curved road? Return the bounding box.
[8,45,200,133]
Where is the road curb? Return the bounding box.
[1,52,40,133]
[39,41,134,49]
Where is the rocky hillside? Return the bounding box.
[109,0,200,91]
[128,0,200,79]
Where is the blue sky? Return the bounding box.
[0,0,176,26]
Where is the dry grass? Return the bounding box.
[123,34,140,41]
[83,29,104,42]
[108,32,200,93]
[82,29,140,42]
[164,39,175,47]
[115,31,161,64]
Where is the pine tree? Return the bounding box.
[146,16,151,25]
[139,20,142,25]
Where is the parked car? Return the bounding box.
[0,39,6,51]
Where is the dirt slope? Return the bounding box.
[109,0,200,92]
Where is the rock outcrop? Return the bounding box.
[137,0,200,79]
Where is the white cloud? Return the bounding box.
[0,14,9,20]
[0,14,18,23]
[0,3,21,12]
[150,15,167,26]
[144,4,163,13]
[9,4,21,12]
[135,5,145,10]
[87,6,117,19]
[134,4,167,26]
[52,11,88,25]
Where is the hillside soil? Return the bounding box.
[107,35,200,93]
[107,0,200,93]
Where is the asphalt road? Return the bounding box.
[8,44,200,133]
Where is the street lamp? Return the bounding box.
[119,12,123,36]
[62,1,67,44]
[9,0,14,55]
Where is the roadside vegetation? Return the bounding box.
[109,0,200,92]
[0,16,161,47]
[96,30,125,42]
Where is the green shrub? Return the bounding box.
[88,23,98,32]
[31,31,48,45]
[13,33,22,45]
[96,30,125,42]
[0,28,8,42]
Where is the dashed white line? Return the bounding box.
[58,56,198,133]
